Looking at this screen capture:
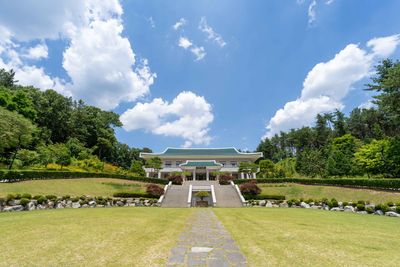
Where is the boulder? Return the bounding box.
[3,205,23,212]
[365,204,375,210]
[88,200,96,206]
[36,204,46,210]
[330,207,343,212]
[27,201,36,211]
[116,201,124,207]
[385,211,400,217]
[344,205,355,212]
[48,201,54,208]
[300,202,310,209]
[259,200,266,206]
[56,203,64,209]
[374,210,384,216]
[265,201,273,208]
[81,204,89,208]
[72,202,81,208]
[279,202,289,208]
[7,199,17,206]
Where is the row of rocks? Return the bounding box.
[245,200,400,217]
[0,197,159,212]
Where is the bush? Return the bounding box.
[0,198,5,205]
[366,207,374,214]
[167,175,183,185]
[342,201,349,207]
[234,178,400,190]
[195,191,210,200]
[328,198,339,208]
[45,195,57,201]
[113,191,157,199]
[376,204,390,213]
[71,197,80,202]
[146,184,165,198]
[6,194,15,201]
[0,170,168,185]
[386,201,394,206]
[396,206,400,214]
[14,193,21,200]
[20,198,30,206]
[33,195,43,200]
[219,174,233,185]
[357,200,366,205]
[61,195,70,200]
[240,182,261,196]
[21,193,32,199]
[305,198,314,204]
[37,196,47,205]
[356,203,365,211]
[243,194,285,200]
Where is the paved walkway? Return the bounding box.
[167,210,246,267]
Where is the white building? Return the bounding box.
[140,147,263,180]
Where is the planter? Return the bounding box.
[196,200,209,207]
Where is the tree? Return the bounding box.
[145,157,162,177]
[315,114,331,148]
[326,134,361,176]
[239,161,258,178]
[130,160,145,176]
[49,143,71,169]
[259,159,275,178]
[0,107,36,169]
[0,68,17,87]
[37,145,54,168]
[195,191,210,201]
[386,137,400,177]
[332,110,348,137]
[295,149,326,177]
[354,139,390,177]
[16,149,38,167]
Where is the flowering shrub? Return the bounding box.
[168,175,183,185]
[219,174,233,185]
[146,184,165,198]
[239,181,261,196]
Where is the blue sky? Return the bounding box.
[0,1,400,152]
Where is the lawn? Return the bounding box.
[0,208,193,266]
[0,178,147,197]
[214,208,400,267]
[260,183,400,203]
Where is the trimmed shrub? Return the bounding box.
[33,195,43,200]
[366,207,374,214]
[167,175,183,185]
[113,191,157,199]
[146,184,165,198]
[21,193,32,199]
[386,201,395,207]
[45,195,57,201]
[396,206,400,214]
[234,178,400,190]
[6,194,15,201]
[328,198,339,208]
[14,193,21,199]
[71,197,80,202]
[357,200,366,205]
[36,196,47,205]
[356,203,365,211]
[219,174,233,185]
[0,170,167,185]
[342,201,349,207]
[376,204,390,213]
[20,198,30,206]
[305,198,314,204]
[240,182,261,196]
[244,194,285,200]
[61,195,70,200]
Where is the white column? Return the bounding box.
[145,172,149,178]
[253,173,256,179]
[158,171,161,179]
[240,172,244,179]
[206,170,209,181]
[193,170,196,181]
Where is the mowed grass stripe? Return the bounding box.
[0,178,146,197]
[214,208,400,267]
[0,208,193,266]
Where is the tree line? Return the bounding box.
[256,59,400,178]
[0,69,149,174]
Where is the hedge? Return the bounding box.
[0,170,168,185]
[235,178,400,190]
[243,194,286,200]
[113,191,157,199]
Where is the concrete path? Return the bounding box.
[167,210,246,267]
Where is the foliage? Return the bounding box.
[240,182,261,196]
[243,194,285,200]
[218,174,233,185]
[146,184,164,198]
[19,198,30,206]
[144,157,162,176]
[16,149,39,167]
[354,139,390,176]
[326,134,361,176]
[112,191,157,199]
[167,175,183,185]
[239,161,258,175]
[259,159,275,178]
[36,196,47,205]
[195,191,210,201]
[130,160,145,176]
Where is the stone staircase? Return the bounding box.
[161,181,243,208]
[161,184,189,208]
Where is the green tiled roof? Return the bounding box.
[180,161,222,167]
[163,148,247,156]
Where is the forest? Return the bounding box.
[256,59,400,178]
[0,68,149,175]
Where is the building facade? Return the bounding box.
[140,148,263,180]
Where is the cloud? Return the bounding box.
[198,17,226,47]
[23,43,48,60]
[121,91,214,147]
[358,100,376,110]
[263,34,400,138]
[178,36,206,61]
[367,34,400,58]
[173,18,187,31]
[148,17,155,28]
[0,0,156,110]
[307,0,317,25]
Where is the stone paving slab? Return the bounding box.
[167,210,246,267]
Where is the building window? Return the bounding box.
[220,161,226,166]
[165,161,172,167]
[230,161,237,167]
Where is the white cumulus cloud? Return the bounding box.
[178,36,206,61]
[23,43,48,60]
[199,17,226,48]
[173,18,187,31]
[120,91,214,147]
[263,34,400,138]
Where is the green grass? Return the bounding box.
[260,183,400,203]
[0,178,147,197]
[214,208,400,267]
[0,208,193,266]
